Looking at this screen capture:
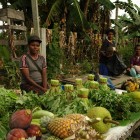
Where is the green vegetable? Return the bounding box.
[32,110,54,119]
[0,124,7,139]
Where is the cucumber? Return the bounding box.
[32,110,54,119]
[31,119,40,124]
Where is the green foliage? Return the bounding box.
[41,89,92,117]
[15,92,43,110]
[47,23,63,80]
[98,0,115,10]
[0,88,18,131]
[118,44,134,67]
[0,46,20,89]
[80,59,92,74]
[3,61,20,89]
[115,1,140,36]
[0,45,10,61]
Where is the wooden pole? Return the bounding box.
[40,28,46,59]
[31,0,40,37]
[115,0,119,47]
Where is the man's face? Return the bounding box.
[28,41,40,55]
[107,32,114,40]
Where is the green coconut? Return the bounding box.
[87,107,119,134]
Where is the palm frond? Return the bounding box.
[129,8,140,25]
[97,0,115,10]
[72,0,85,29]
[46,0,63,23]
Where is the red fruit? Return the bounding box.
[10,109,32,129]
[6,128,28,140]
[26,124,42,139]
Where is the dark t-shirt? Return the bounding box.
[19,54,46,84]
[100,39,116,63]
[100,39,116,52]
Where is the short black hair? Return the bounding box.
[105,29,115,35]
[28,35,42,44]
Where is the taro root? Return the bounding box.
[26,124,42,140]
[7,128,28,140]
[10,109,32,129]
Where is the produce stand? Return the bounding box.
[61,74,140,140]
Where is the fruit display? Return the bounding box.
[1,76,140,139]
[40,114,103,140]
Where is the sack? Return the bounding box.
[107,54,127,76]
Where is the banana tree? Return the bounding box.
[114,0,140,37]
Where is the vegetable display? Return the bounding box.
[1,76,140,139]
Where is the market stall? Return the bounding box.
[1,74,140,140]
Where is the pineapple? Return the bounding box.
[47,118,78,139]
[64,113,86,124]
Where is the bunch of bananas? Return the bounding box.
[121,79,139,92]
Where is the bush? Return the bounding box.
[118,44,134,67]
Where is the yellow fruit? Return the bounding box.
[47,118,77,139]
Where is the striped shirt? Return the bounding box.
[19,54,46,84]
